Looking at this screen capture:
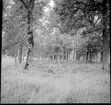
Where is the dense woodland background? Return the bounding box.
[2,0,110,70]
[1,0,110,103]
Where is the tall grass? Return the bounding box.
[1,56,110,103]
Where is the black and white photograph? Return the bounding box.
[1,0,110,103]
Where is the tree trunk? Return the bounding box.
[89,51,92,62]
[15,54,17,66]
[86,51,89,61]
[63,51,66,60]
[25,0,35,69]
[65,51,67,59]
[15,47,17,66]
[73,48,76,60]
[76,52,80,61]
[75,51,77,61]
[102,0,109,70]
[19,42,23,63]
[52,55,53,60]
[55,54,57,62]
[73,49,75,60]
[22,49,25,61]
[100,51,103,63]
[53,54,55,60]
[102,50,109,70]
[60,53,62,60]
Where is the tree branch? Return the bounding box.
[19,0,28,9]
[22,42,30,49]
[2,41,20,52]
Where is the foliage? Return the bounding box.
[54,0,110,62]
[2,0,48,56]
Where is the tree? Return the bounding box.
[54,0,110,69]
[18,0,48,69]
[2,0,26,64]
[18,0,35,69]
[2,0,48,68]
